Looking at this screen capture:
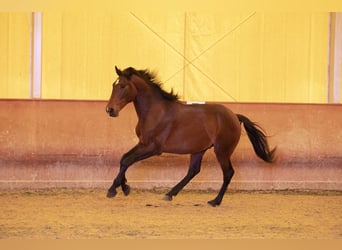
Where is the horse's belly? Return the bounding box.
[161,125,213,154]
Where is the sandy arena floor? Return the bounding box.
[0,189,341,239]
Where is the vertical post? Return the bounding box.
[31,12,42,99]
[328,12,342,103]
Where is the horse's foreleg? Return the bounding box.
[164,151,205,201]
[107,143,159,198]
[120,176,130,196]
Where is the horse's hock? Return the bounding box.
[0,99,341,190]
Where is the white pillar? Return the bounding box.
[31,12,42,99]
[328,12,342,103]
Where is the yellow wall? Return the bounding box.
[184,12,329,102]
[0,12,334,103]
[41,12,185,100]
[0,13,31,98]
[41,12,330,102]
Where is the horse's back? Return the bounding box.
[161,102,241,154]
[186,103,240,129]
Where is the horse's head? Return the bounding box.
[106,66,138,117]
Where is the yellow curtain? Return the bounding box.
[185,12,329,102]
[0,13,31,98]
[41,12,330,103]
[41,12,185,100]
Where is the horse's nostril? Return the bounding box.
[106,107,113,114]
[106,107,118,117]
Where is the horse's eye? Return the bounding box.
[119,84,125,89]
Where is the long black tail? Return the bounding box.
[237,114,276,163]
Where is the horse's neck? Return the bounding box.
[133,91,168,119]
[132,76,172,118]
[133,97,147,118]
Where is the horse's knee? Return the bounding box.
[120,156,133,167]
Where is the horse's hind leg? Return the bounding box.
[164,151,205,201]
[208,156,235,207]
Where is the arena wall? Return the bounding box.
[0,99,341,190]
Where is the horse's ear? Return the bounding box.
[115,66,122,76]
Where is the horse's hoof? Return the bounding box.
[207,200,219,207]
[163,195,172,201]
[107,189,117,198]
[122,185,131,196]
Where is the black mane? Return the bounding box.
[122,67,179,101]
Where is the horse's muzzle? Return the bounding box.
[106,107,118,117]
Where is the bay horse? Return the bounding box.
[105,66,276,206]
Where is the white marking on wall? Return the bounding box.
[333,13,342,103]
[328,12,342,103]
[31,12,42,99]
